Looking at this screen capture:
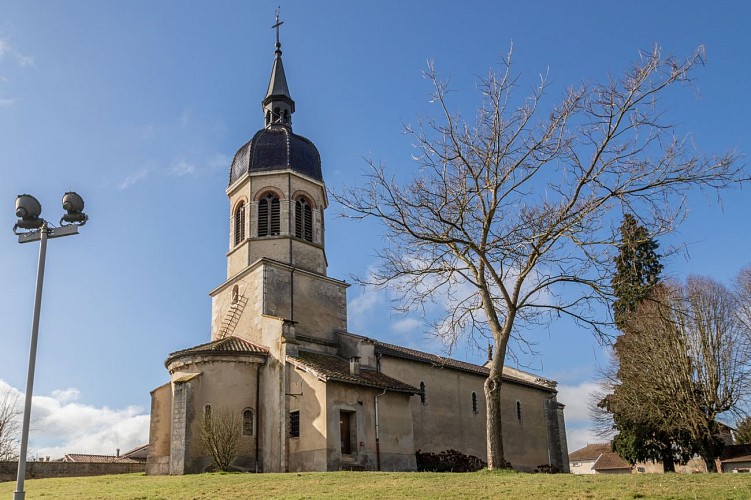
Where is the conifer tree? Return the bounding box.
[611,213,663,329]
[604,214,693,471]
[736,417,751,445]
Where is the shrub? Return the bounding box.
[415,449,487,472]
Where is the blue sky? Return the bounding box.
[1,1,749,457]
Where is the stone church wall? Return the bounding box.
[146,383,172,475]
[380,356,555,472]
[324,382,416,472]
[287,368,329,471]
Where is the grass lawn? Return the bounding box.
[1,470,750,499]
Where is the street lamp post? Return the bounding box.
[12,193,87,500]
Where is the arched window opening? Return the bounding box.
[274,107,281,123]
[265,111,271,126]
[471,392,478,414]
[204,404,212,422]
[258,193,281,237]
[283,109,289,124]
[516,401,522,421]
[234,201,246,246]
[419,381,427,405]
[243,409,255,436]
[295,197,313,242]
[231,284,239,304]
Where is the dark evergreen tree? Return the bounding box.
[603,213,693,472]
[611,213,663,329]
[736,417,751,445]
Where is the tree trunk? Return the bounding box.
[485,355,504,469]
[661,447,675,473]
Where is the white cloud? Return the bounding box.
[0,38,34,66]
[347,287,385,334]
[566,426,604,454]
[557,380,600,423]
[0,379,149,460]
[171,159,196,176]
[50,388,80,403]
[391,317,422,334]
[118,167,149,190]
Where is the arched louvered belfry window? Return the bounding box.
[234,201,246,246]
[258,193,281,237]
[295,197,313,242]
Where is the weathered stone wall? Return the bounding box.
[226,171,328,278]
[380,356,557,472]
[146,382,172,475]
[0,461,144,482]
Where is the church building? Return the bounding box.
[146,25,569,475]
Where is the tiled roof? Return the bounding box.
[721,444,751,463]
[592,451,631,471]
[569,443,613,461]
[166,336,268,366]
[373,340,556,391]
[62,454,140,464]
[120,443,149,462]
[289,351,418,394]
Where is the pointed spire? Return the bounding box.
[263,8,295,127]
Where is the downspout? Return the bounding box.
[290,267,295,321]
[374,388,387,471]
[255,363,261,472]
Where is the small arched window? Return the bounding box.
[295,197,313,242]
[204,404,212,422]
[471,392,478,414]
[283,109,289,124]
[243,408,255,436]
[516,401,522,421]
[274,107,281,123]
[234,201,246,246]
[231,284,239,304]
[419,381,427,405]
[258,193,280,237]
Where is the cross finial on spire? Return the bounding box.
[272,7,284,55]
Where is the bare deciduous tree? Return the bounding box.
[198,406,241,471]
[608,278,751,471]
[335,45,744,468]
[0,388,21,461]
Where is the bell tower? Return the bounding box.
[225,12,327,279]
[210,12,347,346]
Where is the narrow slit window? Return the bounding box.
[419,382,427,405]
[243,409,254,436]
[289,410,300,438]
[516,401,522,421]
[471,392,478,414]
[204,404,212,422]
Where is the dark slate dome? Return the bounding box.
[229,125,322,186]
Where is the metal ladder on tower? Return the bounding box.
[217,294,248,339]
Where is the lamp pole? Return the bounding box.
[13,223,48,500]
[12,193,87,500]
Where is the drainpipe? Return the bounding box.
[374,388,387,471]
[255,363,261,473]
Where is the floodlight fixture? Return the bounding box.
[60,191,88,225]
[14,194,44,230]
